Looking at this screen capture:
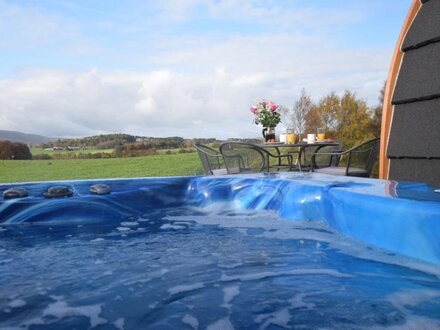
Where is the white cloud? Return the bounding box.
[0,1,395,138]
[151,0,362,31]
[0,36,389,139]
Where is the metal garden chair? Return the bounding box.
[194,143,227,175]
[219,142,294,174]
[310,138,380,177]
[296,141,343,172]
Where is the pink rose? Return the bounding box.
[249,106,257,113]
[269,102,278,112]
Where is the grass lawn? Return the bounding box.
[0,153,203,183]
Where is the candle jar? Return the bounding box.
[286,129,295,144]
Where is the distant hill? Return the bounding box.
[0,130,56,144]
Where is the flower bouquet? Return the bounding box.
[250,100,281,142]
[249,100,281,128]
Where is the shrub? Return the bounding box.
[0,140,32,160]
[113,143,157,157]
[33,154,53,160]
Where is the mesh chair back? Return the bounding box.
[347,138,380,176]
[194,143,223,175]
[219,142,267,174]
[301,142,342,169]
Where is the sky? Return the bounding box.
[0,0,413,139]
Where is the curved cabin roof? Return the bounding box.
[380,0,440,188]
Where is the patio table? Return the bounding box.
[258,141,340,171]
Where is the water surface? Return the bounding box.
[1,205,440,329]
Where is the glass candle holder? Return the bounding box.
[286,129,295,144]
[317,128,325,142]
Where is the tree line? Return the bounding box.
[281,84,384,148]
[0,85,385,160]
[41,134,189,150]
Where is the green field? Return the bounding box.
[30,147,194,157]
[30,147,114,155]
[0,153,202,183]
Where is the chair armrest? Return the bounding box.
[199,150,222,157]
[222,153,248,172]
[310,150,345,171]
[194,145,222,157]
[267,153,293,171]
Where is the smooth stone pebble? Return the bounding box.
[3,187,28,199]
[43,186,73,198]
[90,184,111,195]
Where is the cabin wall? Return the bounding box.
[387,0,440,188]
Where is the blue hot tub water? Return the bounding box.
[0,173,440,329]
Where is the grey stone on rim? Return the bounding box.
[90,184,111,195]
[43,186,73,198]
[3,187,28,199]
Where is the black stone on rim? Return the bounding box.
[43,186,73,198]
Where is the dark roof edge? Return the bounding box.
[402,36,440,52]
[392,93,440,106]
[387,156,440,160]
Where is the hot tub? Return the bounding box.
[1,173,439,328]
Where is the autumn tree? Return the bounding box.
[302,90,378,148]
[336,91,373,148]
[304,92,340,137]
[282,88,313,137]
[369,81,386,137]
[317,92,339,132]
[304,106,321,135]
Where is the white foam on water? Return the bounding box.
[168,283,205,296]
[288,293,315,310]
[166,210,440,278]
[257,308,291,329]
[155,268,170,277]
[113,317,125,330]
[116,227,132,232]
[8,299,26,308]
[21,299,107,329]
[173,221,190,226]
[120,221,139,227]
[220,269,351,282]
[148,302,158,309]
[160,224,186,230]
[385,287,440,328]
[90,238,105,242]
[42,300,107,328]
[218,262,244,270]
[221,286,240,309]
[206,317,234,330]
[0,258,13,264]
[0,227,8,232]
[182,314,199,330]
[383,316,440,330]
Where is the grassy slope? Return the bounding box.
[0,153,202,183]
